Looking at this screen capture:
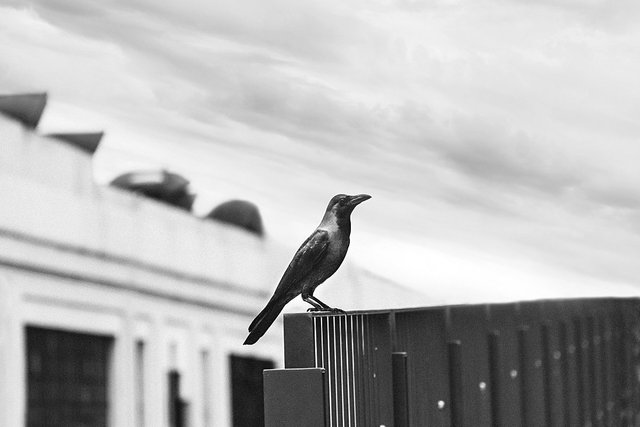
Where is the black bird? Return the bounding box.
[244,193,371,345]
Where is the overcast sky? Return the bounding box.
[2,0,640,303]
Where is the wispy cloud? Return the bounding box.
[2,0,640,300]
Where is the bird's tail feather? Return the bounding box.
[248,299,274,333]
[244,300,287,345]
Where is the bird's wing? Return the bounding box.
[246,229,330,339]
[273,228,330,296]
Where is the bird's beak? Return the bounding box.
[347,194,371,207]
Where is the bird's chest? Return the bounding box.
[327,239,347,263]
[301,230,349,294]
[319,232,349,274]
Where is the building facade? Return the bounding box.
[0,94,430,427]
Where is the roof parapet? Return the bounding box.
[110,170,195,211]
[0,93,47,129]
[46,132,104,155]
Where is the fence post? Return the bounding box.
[264,368,327,427]
[284,313,316,368]
[448,340,463,427]
[392,352,409,427]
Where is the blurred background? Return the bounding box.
[1,0,639,426]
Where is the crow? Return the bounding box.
[243,194,371,345]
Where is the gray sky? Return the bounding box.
[2,0,640,303]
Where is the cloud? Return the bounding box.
[0,6,156,109]
[2,0,640,296]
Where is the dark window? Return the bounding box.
[26,326,113,427]
[168,369,189,427]
[230,354,275,427]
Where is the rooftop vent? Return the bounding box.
[46,132,104,155]
[206,200,264,237]
[110,170,194,211]
[0,93,47,129]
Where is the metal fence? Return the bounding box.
[264,298,640,427]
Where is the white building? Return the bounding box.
[0,93,430,427]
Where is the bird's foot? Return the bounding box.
[307,307,346,314]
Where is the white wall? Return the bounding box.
[0,114,289,427]
[0,115,292,295]
[0,268,285,427]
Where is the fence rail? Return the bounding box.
[264,298,640,427]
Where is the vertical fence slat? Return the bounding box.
[590,315,605,425]
[622,299,640,425]
[541,302,567,427]
[585,316,597,426]
[574,315,590,426]
[335,316,344,427]
[447,305,493,427]
[488,331,501,426]
[329,315,338,427]
[368,313,394,426]
[517,302,548,427]
[488,303,523,427]
[345,316,354,427]
[392,352,410,427]
[517,327,529,427]
[630,300,640,424]
[364,315,373,427]
[394,308,450,427]
[612,301,629,425]
[601,312,615,427]
[448,340,464,427]
[541,323,553,427]
[355,315,365,426]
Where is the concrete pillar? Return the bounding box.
[2,276,26,427]
[112,311,135,427]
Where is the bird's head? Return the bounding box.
[325,193,371,218]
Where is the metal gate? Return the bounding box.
[264,298,640,427]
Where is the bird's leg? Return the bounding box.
[312,296,344,313]
[305,294,345,314]
[309,295,331,309]
[302,294,328,312]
